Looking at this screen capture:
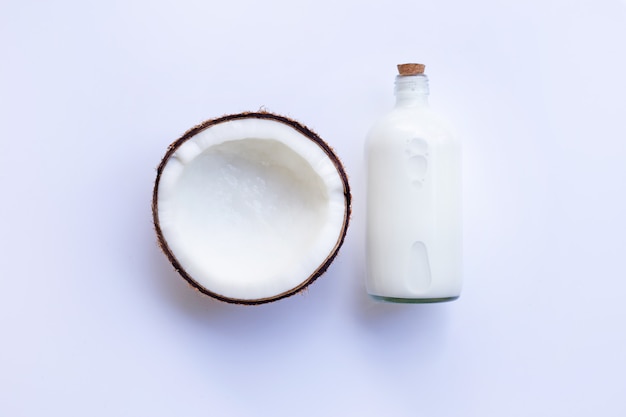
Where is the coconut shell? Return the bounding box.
[152,111,352,305]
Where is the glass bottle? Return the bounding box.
[365,63,462,303]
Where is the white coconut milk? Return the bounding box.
[365,68,462,302]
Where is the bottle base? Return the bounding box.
[369,294,459,304]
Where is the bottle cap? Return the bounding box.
[397,63,425,76]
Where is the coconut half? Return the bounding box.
[152,112,351,305]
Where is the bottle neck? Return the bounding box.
[394,75,429,107]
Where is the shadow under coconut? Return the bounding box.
[149,241,328,336]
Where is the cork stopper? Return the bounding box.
[397,63,425,76]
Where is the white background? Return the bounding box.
[2,0,626,416]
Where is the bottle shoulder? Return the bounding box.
[366,106,456,147]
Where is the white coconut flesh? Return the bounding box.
[155,116,348,302]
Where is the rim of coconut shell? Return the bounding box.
[152,111,352,305]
